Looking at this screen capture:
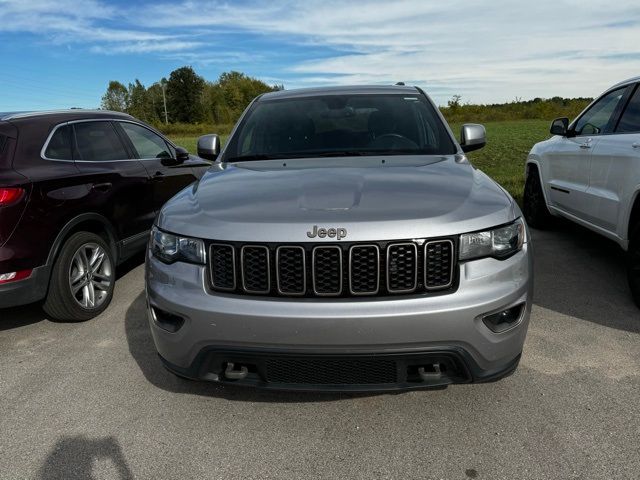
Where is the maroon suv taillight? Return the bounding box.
[0,269,32,284]
[0,187,24,206]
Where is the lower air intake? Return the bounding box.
[265,357,397,385]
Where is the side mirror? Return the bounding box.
[197,134,221,161]
[460,124,486,153]
[161,146,189,166]
[175,146,190,162]
[550,117,569,136]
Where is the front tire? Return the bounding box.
[627,233,640,308]
[523,167,553,229]
[43,232,115,321]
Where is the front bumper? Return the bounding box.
[146,243,532,391]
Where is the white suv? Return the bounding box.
[524,76,640,305]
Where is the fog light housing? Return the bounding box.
[150,305,185,333]
[482,303,525,333]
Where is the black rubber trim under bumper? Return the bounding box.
[159,347,521,392]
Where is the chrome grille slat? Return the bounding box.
[349,245,380,295]
[386,243,418,293]
[312,246,343,296]
[209,244,236,291]
[241,245,271,294]
[424,240,455,290]
[276,246,306,295]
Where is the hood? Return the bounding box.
[158,155,516,242]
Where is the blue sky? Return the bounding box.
[1,0,639,110]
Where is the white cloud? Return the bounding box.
[135,0,640,103]
[0,0,193,51]
[91,41,204,54]
[2,0,640,103]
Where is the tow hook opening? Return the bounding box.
[224,362,249,380]
[406,359,464,384]
[418,363,443,380]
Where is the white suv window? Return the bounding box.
[574,88,626,136]
[616,86,640,133]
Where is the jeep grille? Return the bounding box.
[208,239,456,298]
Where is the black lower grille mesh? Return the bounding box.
[265,357,397,384]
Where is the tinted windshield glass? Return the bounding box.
[224,94,456,161]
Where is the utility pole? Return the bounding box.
[161,80,169,125]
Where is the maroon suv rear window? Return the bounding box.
[0,134,6,154]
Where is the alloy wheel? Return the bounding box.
[68,242,113,309]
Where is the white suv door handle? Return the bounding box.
[579,138,592,149]
[633,142,640,149]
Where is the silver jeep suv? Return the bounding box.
[145,85,533,391]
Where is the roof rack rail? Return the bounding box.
[0,109,130,121]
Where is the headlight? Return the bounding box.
[150,226,205,265]
[459,218,525,261]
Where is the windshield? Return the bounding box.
[223,93,456,161]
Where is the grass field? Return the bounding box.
[451,119,550,204]
[167,119,551,204]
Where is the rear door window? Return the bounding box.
[44,125,72,160]
[118,122,173,159]
[73,121,129,161]
[616,86,640,133]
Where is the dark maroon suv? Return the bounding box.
[0,110,210,320]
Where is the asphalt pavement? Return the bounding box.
[1,222,639,480]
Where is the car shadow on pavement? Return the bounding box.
[38,435,133,480]
[124,292,396,402]
[0,302,46,331]
[531,219,640,333]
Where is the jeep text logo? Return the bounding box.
[307,225,347,240]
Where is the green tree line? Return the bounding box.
[102,67,594,134]
[101,66,282,131]
[441,94,593,123]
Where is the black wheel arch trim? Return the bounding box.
[45,213,119,268]
[626,190,640,242]
[525,162,550,204]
